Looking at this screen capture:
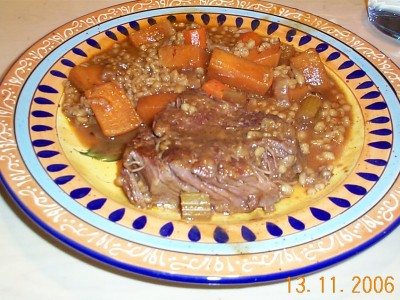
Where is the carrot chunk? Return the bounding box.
[246,41,281,67]
[129,21,175,48]
[239,31,263,46]
[158,45,208,69]
[201,79,230,100]
[201,79,247,104]
[272,76,309,103]
[136,93,179,126]
[85,82,141,137]
[290,48,333,91]
[183,27,207,48]
[68,65,104,92]
[207,48,273,95]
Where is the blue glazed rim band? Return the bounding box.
[15,6,400,255]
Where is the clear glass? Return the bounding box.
[368,0,400,39]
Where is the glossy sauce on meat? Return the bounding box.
[63,21,353,217]
[120,90,303,214]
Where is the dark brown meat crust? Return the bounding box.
[120,89,303,214]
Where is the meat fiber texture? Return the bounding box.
[121,89,303,214]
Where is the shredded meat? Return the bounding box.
[120,89,303,214]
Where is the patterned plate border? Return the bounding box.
[1,0,399,284]
[22,9,397,251]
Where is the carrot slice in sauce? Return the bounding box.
[129,21,175,48]
[272,76,310,103]
[159,45,208,70]
[201,79,230,100]
[207,48,273,95]
[136,92,179,126]
[290,48,333,91]
[201,79,247,104]
[85,82,141,137]
[68,65,104,92]
[183,27,207,48]
[239,31,263,46]
[246,41,281,67]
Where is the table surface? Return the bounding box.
[0,1,399,299]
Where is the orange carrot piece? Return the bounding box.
[246,41,281,67]
[248,50,281,67]
[85,82,141,137]
[290,48,333,91]
[129,21,175,48]
[239,31,263,46]
[272,77,309,103]
[158,45,208,69]
[201,79,230,100]
[287,84,309,103]
[201,79,247,104]
[183,27,207,48]
[207,48,273,95]
[136,93,179,126]
[68,65,104,92]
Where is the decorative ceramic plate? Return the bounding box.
[1,0,399,285]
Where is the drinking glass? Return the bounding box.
[368,0,400,39]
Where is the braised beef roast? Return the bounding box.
[120,90,303,214]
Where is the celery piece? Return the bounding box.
[180,192,212,221]
[295,94,322,120]
[223,88,247,105]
